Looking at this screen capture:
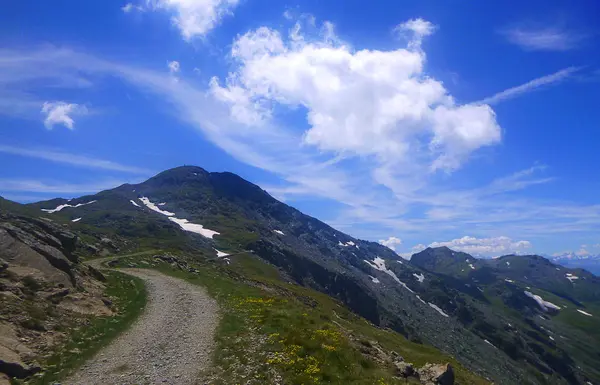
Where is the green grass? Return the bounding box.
[111,251,489,385]
[22,271,147,385]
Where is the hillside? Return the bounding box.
[2,165,599,384]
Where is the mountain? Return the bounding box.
[551,253,600,276]
[6,165,600,384]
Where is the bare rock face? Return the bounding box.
[0,215,78,287]
[418,363,454,385]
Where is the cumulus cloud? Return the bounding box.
[210,18,501,172]
[124,0,240,40]
[379,236,402,251]
[501,25,584,51]
[428,236,532,256]
[41,101,87,130]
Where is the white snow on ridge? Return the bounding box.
[577,309,593,317]
[524,291,561,312]
[428,302,449,317]
[215,249,229,258]
[413,273,425,283]
[71,217,82,222]
[130,200,140,208]
[346,241,355,246]
[273,229,285,235]
[139,197,175,216]
[415,295,426,304]
[168,217,220,238]
[364,257,414,293]
[138,196,220,238]
[369,276,380,284]
[41,200,96,213]
[566,273,579,282]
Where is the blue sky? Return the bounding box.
[1,0,599,258]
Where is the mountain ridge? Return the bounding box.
[6,165,600,384]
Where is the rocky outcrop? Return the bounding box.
[0,214,79,286]
[418,363,454,385]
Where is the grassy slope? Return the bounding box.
[111,251,489,385]
[20,271,147,385]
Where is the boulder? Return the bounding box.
[394,361,415,378]
[418,363,454,385]
[0,258,7,272]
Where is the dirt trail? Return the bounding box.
[65,260,219,385]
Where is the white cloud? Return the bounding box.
[0,178,136,194]
[168,60,180,74]
[394,18,437,48]
[1,40,598,251]
[501,26,583,51]
[125,0,240,40]
[41,101,87,130]
[122,3,139,12]
[210,18,501,172]
[0,145,151,174]
[379,236,402,251]
[428,236,532,256]
[478,67,580,105]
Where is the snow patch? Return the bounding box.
[215,249,229,258]
[158,202,167,206]
[397,260,403,264]
[428,303,449,317]
[468,263,475,270]
[524,291,561,312]
[71,217,82,222]
[346,241,355,246]
[339,240,356,247]
[506,261,510,266]
[130,200,140,208]
[139,197,175,216]
[566,273,579,282]
[413,273,425,283]
[484,339,497,349]
[549,336,554,341]
[364,257,414,293]
[139,196,220,238]
[273,229,285,235]
[369,276,380,284]
[505,279,514,283]
[415,295,426,304]
[168,217,220,238]
[577,309,593,317]
[41,200,96,214]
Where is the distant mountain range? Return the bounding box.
[549,253,600,276]
[2,165,599,385]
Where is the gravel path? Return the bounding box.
[65,268,219,385]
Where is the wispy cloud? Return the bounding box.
[477,67,580,105]
[501,25,584,51]
[0,145,152,174]
[1,35,599,253]
[0,178,135,194]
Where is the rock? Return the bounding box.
[0,373,10,385]
[394,361,415,378]
[418,363,454,385]
[0,345,41,378]
[0,258,8,272]
[87,265,106,282]
[44,288,70,302]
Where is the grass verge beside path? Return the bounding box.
[21,271,147,385]
[112,251,490,385]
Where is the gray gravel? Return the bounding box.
[65,268,219,385]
